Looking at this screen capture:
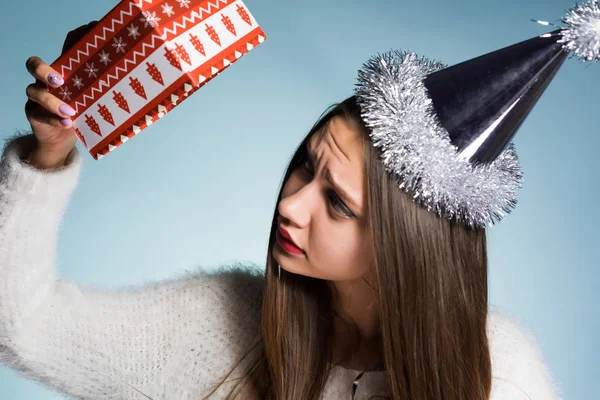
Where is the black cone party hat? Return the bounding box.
[355,0,599,227]
[423,29,569,164]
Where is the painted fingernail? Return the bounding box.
[48,73,64,86]
[60,118,72,127]
[59,104,76,116]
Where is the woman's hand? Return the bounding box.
[24,21,97,169]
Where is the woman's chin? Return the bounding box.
[272,246,326,279]
[272,249,299,276]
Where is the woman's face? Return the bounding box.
[273,116,374,281]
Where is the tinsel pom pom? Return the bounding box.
[560,0,600,61]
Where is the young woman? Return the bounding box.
[2,8,591,399]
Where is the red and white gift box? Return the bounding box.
[49,0,266,160]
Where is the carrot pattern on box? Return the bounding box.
[49,0,266,160]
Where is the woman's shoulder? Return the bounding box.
[487,309,563,400]
[179,261,265,320]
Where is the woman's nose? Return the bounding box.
[278,181,316,228]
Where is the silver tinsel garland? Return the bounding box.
[355,51,523,228]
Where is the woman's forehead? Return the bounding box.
[308,117,363,158]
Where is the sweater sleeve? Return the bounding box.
[0,133,263,399]
[487,310,564,400]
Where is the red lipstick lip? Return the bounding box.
[279,227,301,249]
[277,226,304,254]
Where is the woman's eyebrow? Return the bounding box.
[305,144,360,211]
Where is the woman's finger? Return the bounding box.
[25,56,64,88]
[25,99,72,129]
[25,81,76,118]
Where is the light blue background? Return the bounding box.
[0,0,597,398]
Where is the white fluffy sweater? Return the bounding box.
[0,134,563,400]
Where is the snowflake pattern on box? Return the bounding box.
[85,62,98,78]
[162,3,175,17]
[127,24,141,39]
[99,50,112,65]
[112,37,127,53]
[72,75,84,89]
[176,0,190,8]
[49,18,159,112]
[59,86,72,101]
[141,11,160,28]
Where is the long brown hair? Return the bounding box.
[205,96,492,399]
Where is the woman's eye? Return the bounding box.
[300,155,353,218]
[302,158,313,173]
[328,193,353,217]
